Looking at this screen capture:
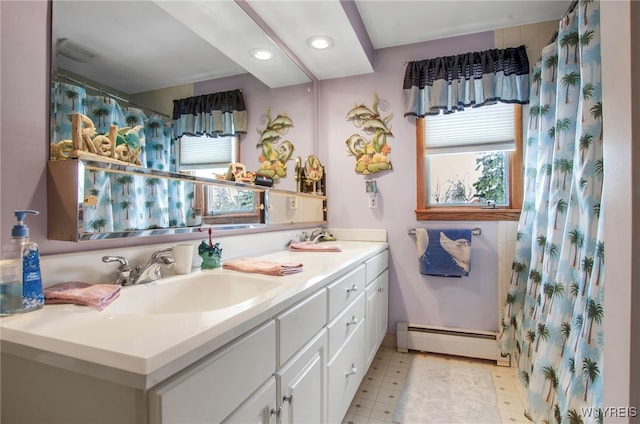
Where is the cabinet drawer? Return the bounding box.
[327,265,365,321]
[148,321,276,424]
[327,319,365,424]
[277,288,327,367]
[327,292,365,360]
[365,250,388,284]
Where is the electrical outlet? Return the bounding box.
[368,193,378,208]
[288,196,298,209]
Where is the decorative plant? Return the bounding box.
[256,109,295,181]
[345,93,393,174]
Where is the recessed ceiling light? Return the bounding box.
[307,35,333,50]
[251,48,272,60]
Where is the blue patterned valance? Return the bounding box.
[172,89,247,138]
[403,45,530,116]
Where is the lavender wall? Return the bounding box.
[1,1,51,252]
[318,32,500,332]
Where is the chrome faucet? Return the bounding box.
[102,248,176,286]
[309,229,332,243]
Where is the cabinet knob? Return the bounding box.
[345,363,357,377]
[270,407,281,417]
[346,315,359,326]
[256,203,265,211]
[346,284,358,293]
[282,394,293,404]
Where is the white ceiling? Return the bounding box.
[52,0,571,94]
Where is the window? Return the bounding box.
[177,135,238,177]
[416,104,523,221]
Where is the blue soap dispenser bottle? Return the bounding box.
[11,210,44,311]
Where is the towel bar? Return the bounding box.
[408,227,481,236]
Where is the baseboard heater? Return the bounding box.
[396,322,501,364]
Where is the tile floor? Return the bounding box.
[342,346,529,424]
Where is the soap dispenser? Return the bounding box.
[10,210,44,312]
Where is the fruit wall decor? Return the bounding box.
[256,109,295,181]
[345,93,393,175]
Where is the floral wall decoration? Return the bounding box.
[256,109,295,181]
[345,93,393,175]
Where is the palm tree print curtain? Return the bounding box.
[50,81,194,233]
[498,1,604,423]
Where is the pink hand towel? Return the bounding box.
[44,282,121,310]
[222,258,303,276]
[288,241,342,252]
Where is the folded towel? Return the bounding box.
[222,258,303,276]
[288,240,342,252]
[44,282,121,310]
[417,228,472,277]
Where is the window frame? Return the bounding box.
[415,104,523,221]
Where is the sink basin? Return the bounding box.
[106,272,282,314]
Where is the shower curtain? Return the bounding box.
[498,1,604,423]
[50,81,192,233]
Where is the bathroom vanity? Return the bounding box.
[0,241,388,423]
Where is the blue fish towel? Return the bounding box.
[416,228,472,277]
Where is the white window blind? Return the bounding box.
[425,103,515,155]
[178,135,237,169]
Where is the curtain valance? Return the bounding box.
[403,45,530,117]
[172,89,247,138]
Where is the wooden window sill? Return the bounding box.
[415,208,521,221]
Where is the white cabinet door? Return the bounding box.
[377,269,389,348]
[148,321,276,424]
[277,330,328,424]
[222,377,277,424]
[365,280,379,368]
[365,269,389,368]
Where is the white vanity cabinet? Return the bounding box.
[365,250,389,368]
[148,321,277,424]
[149,251,389,424]
[1,244,389,424]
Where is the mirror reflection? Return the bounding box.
[49,1,322,241]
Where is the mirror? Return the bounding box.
[51,1,311,112]
[49,1,323,240]
[267,190,327,226]
[47,158,268,241]
[47,158,327,241]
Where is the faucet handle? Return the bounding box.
[151,247,173,260]
[102,255,130,268]
[102,256,133,285]
[160,256,176,267]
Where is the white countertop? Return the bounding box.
[0,241,387,389]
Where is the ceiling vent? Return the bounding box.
[56,38,98,63]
